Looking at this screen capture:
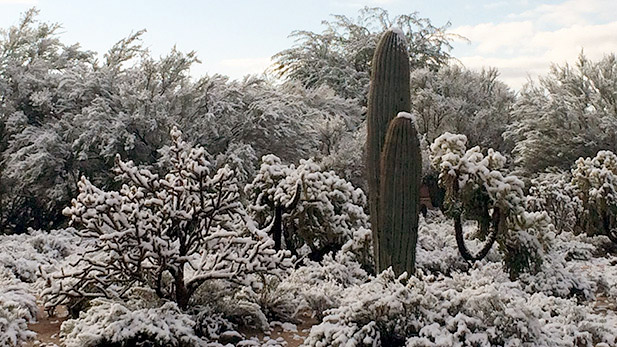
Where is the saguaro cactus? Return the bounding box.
[366,29,412,272]
[379,113,422,275]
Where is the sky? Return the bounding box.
[1,0,617,90]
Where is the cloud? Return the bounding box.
[452,0,617,90]
[484,1,509,9]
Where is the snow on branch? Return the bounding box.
[43,127,292,310]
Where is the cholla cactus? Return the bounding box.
[572,150,617,242]
[430,132,551,278]
[43,127,292,310]
[245,155,371,267]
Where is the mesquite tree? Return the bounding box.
[379,113,422,275]
[366,29,413,273]
[43,128,292,310]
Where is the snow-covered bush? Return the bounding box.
[572,150,617,243]
[278,251,369,321]
[430,132,550,278]
[0,228,79,284]
[303,267,617,347]
[527,172,583,234]
[416,213,495,275]
[44,128,292,311]
[246,154,371,266]
[0,284,37,346]
[60,298,204,347]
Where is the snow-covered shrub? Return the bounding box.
[0,284,37,346]
[233,275,299,323]
[0,228,79,284]
[304,266,617,347]
[430,132,551,278]
[278,252,369,321]
[572,150,617,242]
[416,213,491,275]
[246,154,370,266]
[60,298,204,347]
[44,128,292,311]
[527,172,583,234]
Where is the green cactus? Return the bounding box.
[379,114,422,275]
[366,29,412,272]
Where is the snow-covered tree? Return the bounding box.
[0,10,363,234]
[0,9,94,233]
[273,6,458,102]
[527,172,583,235]
[506,53,617,175]
[411,65,515,152]
[43,128,292,310]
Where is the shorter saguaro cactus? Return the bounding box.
[366,29,411,271]
[379,112,422,275]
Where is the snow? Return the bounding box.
[389,27,407,44]
[396,111,415,122]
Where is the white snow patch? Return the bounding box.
[396,111,415,121]
[389,27,407,43]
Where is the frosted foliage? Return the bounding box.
[570,150,617,242]
[272,7,455,101]
[527,172,583,234]
[505,53,617,174]
[410,66,514,152]
[303,268,617,347]
[0,228,79,284]
[278,252,369,320]
[0,284,37,346]
[61,299,204,347]
[416,215,594,300]
[572,151,617,207]
[0,11,363,234]
[430,133,522,213]
[44,128,292,310]
[246,154,370,261]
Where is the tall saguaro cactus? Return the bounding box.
[380,113,422,275]
[366,29,412,272]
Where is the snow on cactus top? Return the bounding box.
[389,27,407,46]
[396,111,415,121]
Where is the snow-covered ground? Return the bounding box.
[1,213,616,346]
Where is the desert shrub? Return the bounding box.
[278,251,369,322]
[303,267,617,347]
[527,172,583,234]
[60,298,204,347]
[0,284,37,347]
[0,228,79,284]
[572,150,617,243]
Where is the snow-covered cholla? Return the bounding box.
[245,154,372,268]
[572,150,617,242]
[43,127,293,311]
[430,132,552,278]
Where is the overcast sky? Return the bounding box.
[1,0,617,90]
